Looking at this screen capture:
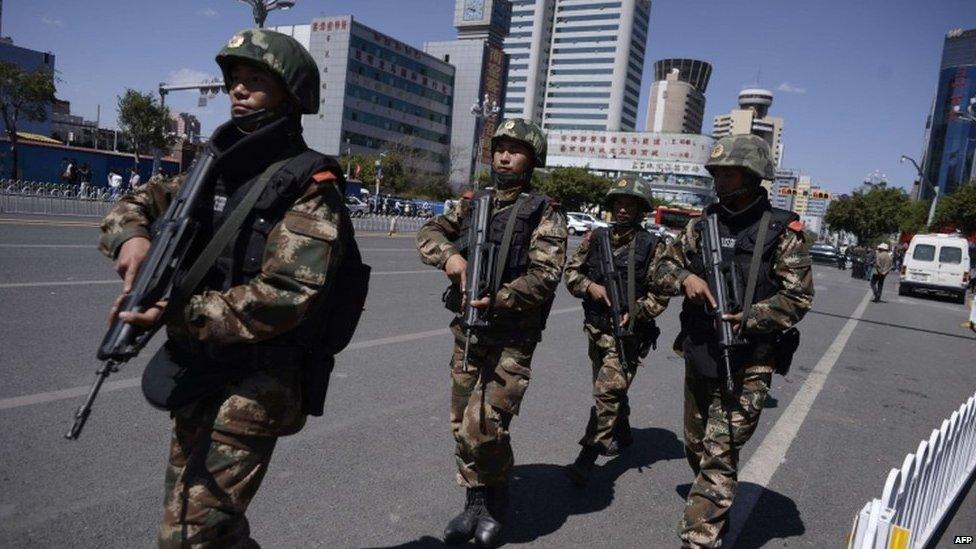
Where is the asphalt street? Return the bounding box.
[0,214,974,548]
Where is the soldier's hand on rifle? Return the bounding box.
[470,296,491,310]
[586,282,612,307]
[109,295,167,328]
[445,253,467,290]
[682,274,718,309]
[115,236,151,292]
[723,312,743,334]
[620,312,630,328]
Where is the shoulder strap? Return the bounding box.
[626,236,637,331]
[169,152,313,311]
[492,194,528,294]
[741,210,772,328]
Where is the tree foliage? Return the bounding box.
[824,187,910,244]
[534,166,612,211]
[933,182,976,234]
[896,197,931,234]
[0,62,57,178]
[117,89,172,167]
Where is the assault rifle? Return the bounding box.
[458,194,498,366]
[700,213,746,392]
[65,149,217,440]
[595,227,633,366]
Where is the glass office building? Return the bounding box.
[921,28,976,198]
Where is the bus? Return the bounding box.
[653,205,701,233]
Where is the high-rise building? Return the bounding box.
[425,0,511,186]
[502,0,555,125]
[542,0,651,131]
[0,40,56,136]
[168,112,202,142]
[645,59,711,134]
[712,88,784,168]
[273,17,455,177]
[769,171,833,235]
[919,28,976,199]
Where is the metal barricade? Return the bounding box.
[848,392,976,548]
[351,214,427,234]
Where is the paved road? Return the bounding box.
[0,215,974,548]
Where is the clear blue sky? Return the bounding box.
[5,0,975,194]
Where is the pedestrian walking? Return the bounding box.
[97,28,366,548]
[416,118,567,548]
[78,163,92,198]
[651,134,814,548]
[562,177,669,485]
[128,168,141,191]
[870,243,893,302]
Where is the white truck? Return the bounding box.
[899,233,972,304]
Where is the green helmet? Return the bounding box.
[704,134,775,180]
[215,29,320,115]
[605,176,654,211]
[491,118,547,167]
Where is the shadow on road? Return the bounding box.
[732,483,805,548]
[505,426,684,544]
[809,309,976,341]
[370,427,684,548]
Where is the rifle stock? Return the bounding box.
[595,228,632,366]
[66,150,216,440]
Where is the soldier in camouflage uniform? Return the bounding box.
[650,134,814,548]
[562,177,669,485]
[100,29,351,547]
[417,119,567,548]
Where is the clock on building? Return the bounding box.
[463,0,485,21]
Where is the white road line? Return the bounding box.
[724,290,873,545]
[0,306,581,411]
[0,279,118,288]
[0,270,437,288]
[0,244,93,248]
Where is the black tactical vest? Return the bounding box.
[680,199,797,377]
[582,227,657,332]
[453,189,553,335]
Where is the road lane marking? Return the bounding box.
[0,218,99,227]
[0,279,118,288]
[0,270,438,288]
[0,244,94,248]
[724,291,873,545]
[0,306,581,411]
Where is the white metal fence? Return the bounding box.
[0,185,427,233]
[848,392,976,549]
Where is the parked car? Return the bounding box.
[642,221,675,245]
[566,212,608,235]
[809,243,841,264]
[345,195,368,217]
[899,233,971,303]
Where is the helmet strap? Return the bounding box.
[490,167,533,190]
[232,102,295,133]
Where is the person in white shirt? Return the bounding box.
[129,168,141,190]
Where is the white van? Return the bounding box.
[899,234,971,303]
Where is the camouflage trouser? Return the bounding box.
[578,324,638,451]
[159,366,307,548]
[678,363,773,549]
[450,328,537,488]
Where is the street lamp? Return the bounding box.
[900,154,939,227]
[374,152,387,210]
[470,92,500,189]
[951,96,976,183]
[238,0,296,28]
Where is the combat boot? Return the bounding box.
[474,485,508,548]
[605,416,634,457]
[564,445,601,486]
[443,487,486,545]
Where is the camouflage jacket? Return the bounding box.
[416,185,567,315]
[564,227,669,325]
[99,170,346,345]
[652,214,814,335]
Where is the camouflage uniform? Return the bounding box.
[100,29,347,548]
[418,184,567,487]
[651,135,814,548]
[418,119,567,547]
[563,178,669,455]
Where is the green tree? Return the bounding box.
[116,89,172,168]
[825,187,909,244]
[933,182,976,234]
[897,197,931,234]
[0,62,57,179]
[535,166,611,211]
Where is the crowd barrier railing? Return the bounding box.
[848,392,976,549]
